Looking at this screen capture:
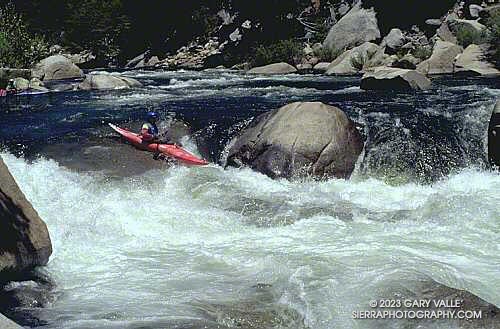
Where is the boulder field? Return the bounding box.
[226,101,363,179]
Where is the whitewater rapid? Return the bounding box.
[2,152,499,329]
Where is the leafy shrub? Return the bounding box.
[412,46,433,60]
[350,49,377,71]
[485,10,500,68]
[313,46,342,62]
[455,27,488,48]
[0,3,49,68]
[252,39,303,67]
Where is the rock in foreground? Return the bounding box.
[31,55,84,81]
[361,67,431,91]
[0,156,52,275]
[247,62,297,75]
[0,313,22,329]
[226,102,363,179]
[488,100,500,167]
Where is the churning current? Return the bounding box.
[0,70,499,329]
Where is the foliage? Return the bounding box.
[0,2,49,68]
[485,10,500,68]
[313,46,342,62]
[350,49,377,71]
[412,46,432,61]
[62,0,131,65]
[455,26,488,48]
[252,39,303,67]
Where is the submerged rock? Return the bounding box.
[39,120,192,177]
[323,3,381,53]
[0,156,52,276]
[369,274,499,329]
[488,100,500,167]
[417,40,463,75]
[226,101,363,179]
[454,44,500,76]
[78,74,142,90]
[361,67,431,91]
[31,55,84,81]
[247,62,297,74]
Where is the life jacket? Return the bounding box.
[142,122,159,136]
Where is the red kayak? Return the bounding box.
[109,123,208,166]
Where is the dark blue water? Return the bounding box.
[1,70,498,182]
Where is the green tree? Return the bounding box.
[63,0,131,65]
[0,2,49,68]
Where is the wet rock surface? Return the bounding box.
[38,120,194,177]
[227,101,363,179]
[0,157,52,275]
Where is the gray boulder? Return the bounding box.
[323,3,380,53]
[455,44,500,76]
[78,74,143,90]
[425,18,442,26]
[469,4,484,18]
[417,40,463,75]
[436,22,458,44]
[31,55,84,81]
[361,67,431,91]
[226,101,363,179]
[0,156,52,275]
[488,100,500,167]
[392,54,422,69]
[125,51,150,68]
[12,77,48,92]
[382,28,406,53]
[325,42,382,75]
[0,313,22,329]
[313,62,331,72]
[247,62,297,74]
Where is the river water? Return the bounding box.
[0,70,499,328]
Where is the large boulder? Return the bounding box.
[417,40,463,75]
[0,313,21,329]
[226,102,363,179]
[488,100,500,167]
[247,62,297,74]
[31,55,84,81]
[360,67,431,91]
[436,22,458,44]
[454,44,500,76]
[323,3,380,53]
[0,156,52,275]
[325,42,382,75]
[78,74,143,90]
[12,77,48,92]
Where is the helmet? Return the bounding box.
[146,111,158,122]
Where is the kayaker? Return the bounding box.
[140,111,161,142]
[5,79,17,95]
